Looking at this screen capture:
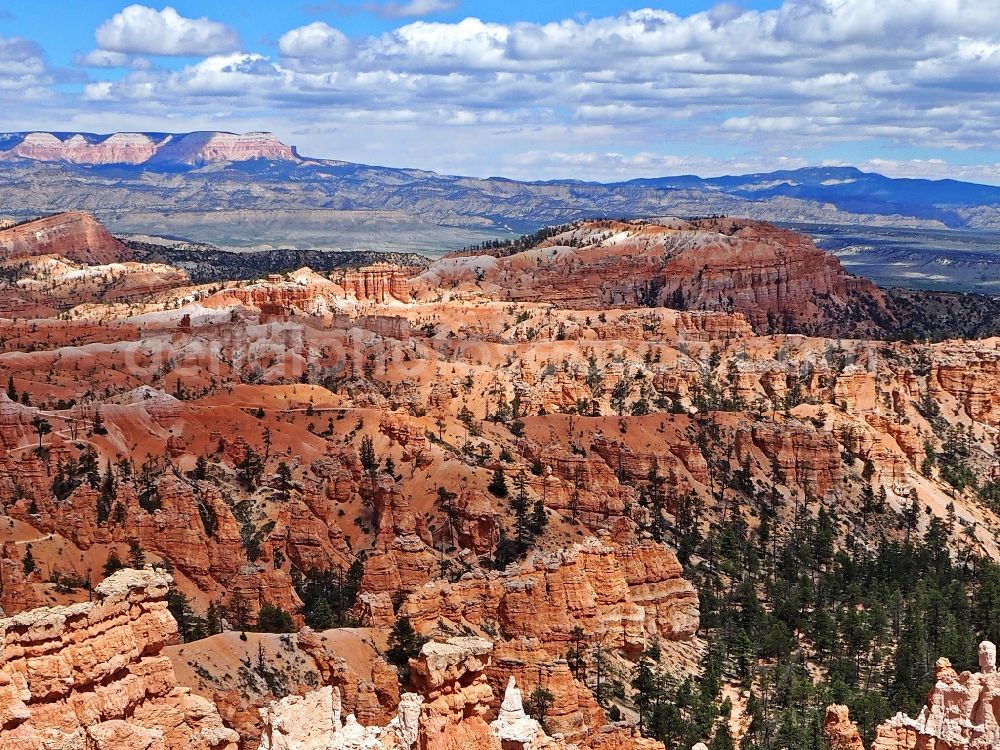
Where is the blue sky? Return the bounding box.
[1,1,999,183]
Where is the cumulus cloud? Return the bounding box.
[95,5,239,56]
[279,22,352,63]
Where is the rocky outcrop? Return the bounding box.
[150,132,298,166]
[257,685,403,750]
[0,211,130,265]
[1,131,162,164]
[333,264,410,304]
[396,539,698,653]
[297,629,400,726]
[331,314,412,341]
[829,641,1000,750]
[929,342,1000,424]
[653,220,887,336]
[824,705,865,750]
[255,637,655,750]
[490,677,549,750]
[222,273,340,316]
[871,642,1000,750]
[427,219,890,336]
[0,567,238,750]
[488,638,603,741]
[735,422,843,502]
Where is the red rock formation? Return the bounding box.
[824,705,865,750]
[870,642,1000,750]
[334,264,410,303]
[396,539,698,653]
[0,544,43,614]
[0,568,238,750]
[930,342,1000,424]
[166,628,399,747]
[0,211,130,265]
[298,629,400,725]
[827,642,1000,750]
[150,132,298,166]
[1,131,162,164]
[488,638,604,741]
[222,274,339,316]
[654,220,886,335]
[255,637,659,750]
[426,219,889,335]
[735,422,842,501]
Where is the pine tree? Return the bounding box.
[488,467,509,498]
[526,687,555,731]
[128,539,145,568]
[30,415,51,449]
[237,446,264,490]
[386,616,427,683]
[529,497,547,535]
[22,544,36,576]
[103,549,124,578]
[229,590,252,631]
[193,455,208,481]
[511,472,529,546]
[206,600,225,635]
[97,461,115,525]
[256,602,294,633]
[168,589,207,642]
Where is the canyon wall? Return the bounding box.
[0,568,238,750]
[390,539,698,652]
[0,211,130,265]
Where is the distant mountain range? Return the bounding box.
[0,130,298,167]
[626,167,1000,227]
[0,131,998,264]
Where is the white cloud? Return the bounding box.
[279,22,351,63]
[76,49,131,68]
[0,35,52,96]
[74,49,151,70]
[95,5,239,56]
[59,0,1000,180]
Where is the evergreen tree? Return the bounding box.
[256,602,294,633]
[30,415,51,449]
[526,687,555,731]
[128,539,145,569]
[488,468,509,498]
[529,497,548,535]
[103,549,124,578]
[229,590,252,631]
[386,616,427,683]
[168,589,208,642]
[22,544,36,576]
[97,461,115,525]
[193,455,209,481]
[237,445,265,490]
